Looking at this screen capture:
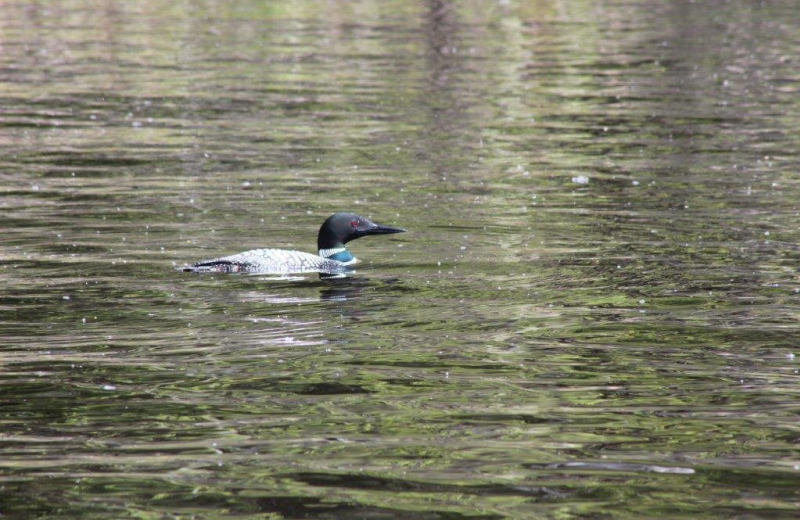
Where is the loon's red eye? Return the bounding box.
[350,220,359,228]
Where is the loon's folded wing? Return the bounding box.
[182,248,347,274]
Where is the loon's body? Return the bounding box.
[185,248,349,274]
[182,212,404,275]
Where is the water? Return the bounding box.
[2,0,800,518]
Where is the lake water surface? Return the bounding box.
[2,1,800,518]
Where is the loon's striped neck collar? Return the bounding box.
[318,246,356,265]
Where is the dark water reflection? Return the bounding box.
[2,0,800,518]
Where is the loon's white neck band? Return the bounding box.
[318,247,346,258]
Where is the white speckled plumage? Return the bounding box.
[186,248,351,274]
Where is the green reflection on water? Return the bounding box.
[2,0,800,518]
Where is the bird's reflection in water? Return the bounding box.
[238,273,406,330]
[317,274,406,327]
[318,273,367,302]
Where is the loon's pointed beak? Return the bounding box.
[367,224,406,235]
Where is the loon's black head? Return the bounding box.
[317,213,405,258]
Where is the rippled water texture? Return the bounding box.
[2,1,800,518]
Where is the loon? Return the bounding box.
[182,212,405,274]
